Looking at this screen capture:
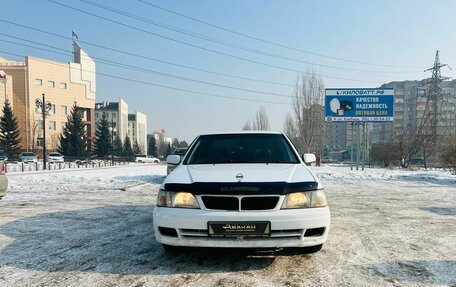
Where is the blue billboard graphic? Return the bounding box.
[325,88,394,122]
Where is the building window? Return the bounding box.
[49,121,56,130]
[50,104,56,114]
[95,112,99,118]
[35,120,43,129]
[37,137,44,147]
[60,82,67,89]
[112,112,117,118]
[35,79,43,86]
[48,81,55,88]
[113,122,117,128]
[61,105,67,115]
[61,122,66,131]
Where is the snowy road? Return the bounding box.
[0,164,455,286]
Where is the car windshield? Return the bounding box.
[136,154,146,158]
[22,152,35,156]
[185,134,299,164]
[0,152,6,156]
[49,153,61,156]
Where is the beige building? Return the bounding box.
[0,70,14,109]
[128,111,147,154]
[0,42,96,153]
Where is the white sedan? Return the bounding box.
[47,152,64,163]
[135,154,160,163]
[154,132,330,253]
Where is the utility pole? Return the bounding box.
[423,51,451,144]
[35,94,52,170]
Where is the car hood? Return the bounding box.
[164,163,320,187]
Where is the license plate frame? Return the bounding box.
[208,221,271,237]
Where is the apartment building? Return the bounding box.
[0,42,96,152]
[128,111,147,154]
[94,98,128,141]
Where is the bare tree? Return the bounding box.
[440,134,456,174]
[283,112,298,144]
[252,106,270,131]
[290,70,325,153]
[242,120,252,131]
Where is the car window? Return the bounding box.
[22,152,35,156]
[49,153,61,156]
[185,134,299,164]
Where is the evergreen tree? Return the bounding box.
[147,137,158,157]
[113,135,123,156]
[133,139,141,154]
[179,140,189,148]
[93,112,111,157]
[58,103,85,156]
[0,100,21,159]
[123,135,133,157]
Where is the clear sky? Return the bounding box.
[2,0,455,142]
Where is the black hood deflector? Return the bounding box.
[164,181,319,195]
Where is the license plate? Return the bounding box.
[208,221,271,237]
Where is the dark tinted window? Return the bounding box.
[22,152,35,156]
[185,134,299,164]
[49,153,62,156]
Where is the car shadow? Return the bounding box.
[0,205,310,275]
[371,260,456,286]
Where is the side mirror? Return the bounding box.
[166,155,181,165]
[302,153,316,164]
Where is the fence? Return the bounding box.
[4,160,130,173]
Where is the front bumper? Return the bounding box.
[153,206,330,248]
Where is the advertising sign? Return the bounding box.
[325,88,394,122]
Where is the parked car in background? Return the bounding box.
[135,154,160,163]
[156,132,329,252]
[0,162,8,200]
[47,152,64,163]
[19,152,37,163]
[0,151,8,162]
[321,156,333,163]
[166,148,187,175]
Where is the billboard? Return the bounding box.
[325,88,394,122]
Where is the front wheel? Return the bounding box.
[154,160,159,163]
[302,244,323,254]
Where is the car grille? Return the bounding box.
[201,196,279,211]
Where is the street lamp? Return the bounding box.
[109,118,116,166]
[35,93,52,170]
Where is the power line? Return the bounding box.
[0,50,291,106]
[0,33,293,99]
[77,0,419,75]
[45,0,382,84]
[137,0,424,69]
[0,19,296,88]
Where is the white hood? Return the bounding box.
[163,163,318,186]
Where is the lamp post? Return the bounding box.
[109,118,116,166]
[35,93,52,170]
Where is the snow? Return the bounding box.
[0,163,455,286]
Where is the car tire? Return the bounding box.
[154,160,159,163]
[162,244,180,253]
[138,160,143,163]
[302,244,323,254]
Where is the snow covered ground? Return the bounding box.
[0,163,455,286]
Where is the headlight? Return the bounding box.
[281,189,327,209]
[157,190,200,209]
